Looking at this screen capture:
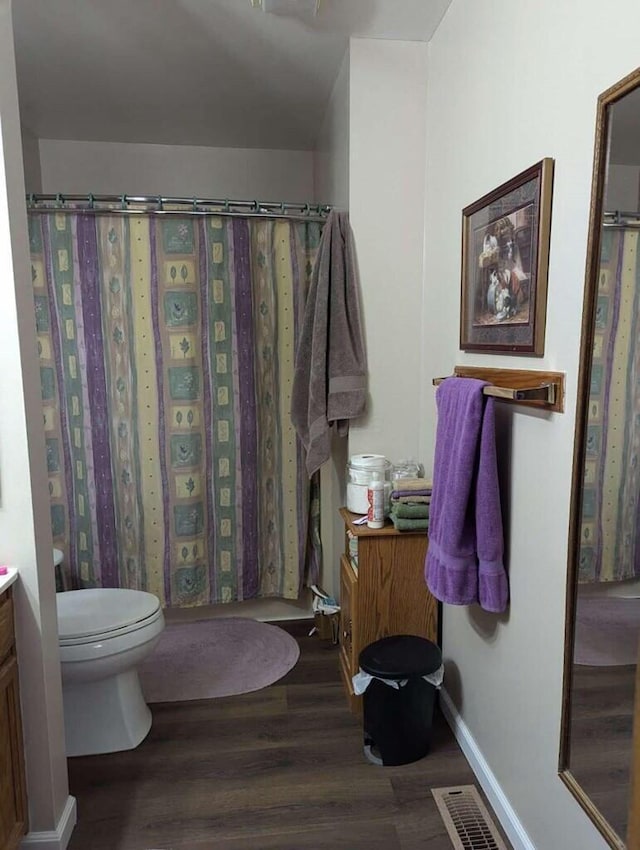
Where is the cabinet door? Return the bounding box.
[357,535,436,646]
[339,555,357,676]
[0,593,14,661]
[339,556,362,713]
[0,655,27,850]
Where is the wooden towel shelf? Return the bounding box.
[432,366,565,413]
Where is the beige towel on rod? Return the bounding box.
[291,211,367,477]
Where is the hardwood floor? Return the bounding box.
[569,662,636,842]
[67,621,511,850]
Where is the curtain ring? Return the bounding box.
[120,194,127,210]
[55,193,64,208]
[88,193,95,209]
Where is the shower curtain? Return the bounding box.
[579,226,640,583]
[29,211,322,606]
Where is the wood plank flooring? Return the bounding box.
[67,620,512,850]
[569,662,636,842]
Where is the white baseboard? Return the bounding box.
[439,688,535,850]
[21,796,77,850]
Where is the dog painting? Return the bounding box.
[460,157,553,355]
[472,209,532,327]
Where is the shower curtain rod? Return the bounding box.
[25,193,332,222]
[603,209,640,228]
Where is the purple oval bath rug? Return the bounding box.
[138,617,300,702]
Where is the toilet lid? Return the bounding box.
[56,588,161,640]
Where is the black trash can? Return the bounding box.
[359,634,442,766]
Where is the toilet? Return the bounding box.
[55,555,165,757]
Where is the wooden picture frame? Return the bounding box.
[460,158,554,355]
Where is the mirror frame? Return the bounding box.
[559,65,640,850]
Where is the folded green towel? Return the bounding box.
[390,515,429,532]
[391,502,430,519]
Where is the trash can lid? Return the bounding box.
[359,635,441,680]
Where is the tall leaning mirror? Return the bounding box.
[560,66,640,850]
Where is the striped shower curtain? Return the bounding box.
[579,226,640,583]
[29,211,322,606]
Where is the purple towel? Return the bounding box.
[425,378,509,613]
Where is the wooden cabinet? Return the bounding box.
[338,508,439,713]
[0,588,28,850]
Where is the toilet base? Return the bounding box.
[63,669,152,757]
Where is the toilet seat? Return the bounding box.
[56,586,165,756]
[57,588,162,646]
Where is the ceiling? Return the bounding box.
[12,0,451,151]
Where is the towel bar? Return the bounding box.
[431,367,565,413]
[433,377,556,404]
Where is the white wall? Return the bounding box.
[314,49,349,210]
[314,39,428,600]
[348,38,428,464]
[312,48,351,600]
[605,163,640,211]
[20,124,41,192]
[0,0,73,844]
[422,2,640,848]
[38,138,314,201]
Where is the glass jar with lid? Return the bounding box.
[391,459,422,482]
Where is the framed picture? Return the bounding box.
[460,158,554,355]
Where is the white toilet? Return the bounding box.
[55,552,165,757]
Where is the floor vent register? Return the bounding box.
[431,785,508,850]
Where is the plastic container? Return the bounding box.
[367,471,385,529]
[358,634,443,766]
[346,455,392,515]
[391,459,422,482]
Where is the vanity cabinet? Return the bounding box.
[338,508,439,713]
[0,587,28,850]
